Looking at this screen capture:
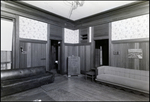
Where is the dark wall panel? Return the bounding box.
[63,44,92,74]
[19,42,27,68]
[93,23,109,38]
[19,42,46,68]
[50,24,63,40]
[85,45,91,71]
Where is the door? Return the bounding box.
[95,39,109,67]
[50,40,61,73]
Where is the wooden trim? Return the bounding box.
[108,23,112,66]
[90,27,94,69]
[64,43,91,46]
[19,38,47,43]
[94,36,109,40]
[15,16,20,69]
[1,1,75,29]
[74,43,91,46]
[50,37,62,41]
[111,38,149,44]
[1,12,17,69]
[75,1,149,29]
[12,18,16,69]
[64,43,75,46]
[61,28,65,74]
[1,1,149,30]
[1,11,16,19]
[46,24,50,71]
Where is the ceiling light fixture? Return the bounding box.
[65,0,84,18]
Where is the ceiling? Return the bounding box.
[20,1,138,21]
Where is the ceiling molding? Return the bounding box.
[1,1,75,29]
[16,1,74,23]
[1,1,149,30]
[74,1,149,29]
[75,1,149,23]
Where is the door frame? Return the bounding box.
[94,39,109,67]
[50,39,62,73]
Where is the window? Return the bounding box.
[1,18,14,70]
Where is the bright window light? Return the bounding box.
[89,27,92,42]
[1,19,14,51]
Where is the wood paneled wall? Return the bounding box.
[109,41,149,71]
[19,41,46,68]
[50,24,63,40]
[93,23,109,39]
[79,27,89,43]
[63,44,92,74]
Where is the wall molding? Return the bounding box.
[19,38,47,44]
[94,36,109,40]
[1,1,75,29]
[64,43,91,46]
[111,38,149,44]
[1,1,149,30]
[75,1,149,29]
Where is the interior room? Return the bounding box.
[1,1,149,101]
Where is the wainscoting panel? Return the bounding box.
[110,41,149,71]
[19,41,46,68]
[31,43,46,67]
[63,44,92,74]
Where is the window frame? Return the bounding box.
[1,17,16,70]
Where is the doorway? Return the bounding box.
[95,39,109,67]
[50,40,61,74]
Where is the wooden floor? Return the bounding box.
[1,74,149,101]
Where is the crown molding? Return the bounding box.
[1,1,149,30]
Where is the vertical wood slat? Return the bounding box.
[46,24,50,71]
[61,28,65,74]
[145,42,149,71]
[19,42,27,68]
[27,43,31,67]
[42,43,46,67]
[80,46,85,72]
[90,27,94,69]
[85,45,91,71]
[64,44,93,74]
[19,42,24,68]
[15,16,20,68]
